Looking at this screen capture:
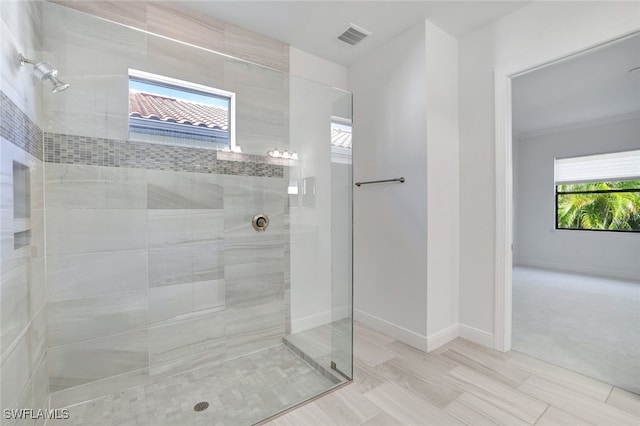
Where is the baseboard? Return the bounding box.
[426,324,459,352]
[353,310,495,353]
[459,323,494,348]
[355,309,431,352]
[291,306,350,334]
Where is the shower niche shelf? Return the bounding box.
[13,161,31,219]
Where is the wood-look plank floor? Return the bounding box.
[266,322,640,426]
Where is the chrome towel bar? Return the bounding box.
[354,177,405,187]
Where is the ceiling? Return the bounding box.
[179,1,531,66]
[513,34,640,136]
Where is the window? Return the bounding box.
[331,117,352,164]
[128,70,237,151]
[555,150,640,232]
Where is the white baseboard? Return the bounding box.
[459,323,495,348]
[291,306,350,334]
[355,309,495,353]
[355,309,460,353]
[426,324,459,352]
[355,309,430,352]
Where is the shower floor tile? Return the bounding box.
[48,344,340,426]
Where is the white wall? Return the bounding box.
[350,22,429,342]
[514,116,640,281]
[425,22,459,341]
[289,46,348,91]
[458,1,640,342]
[349,20,460,351]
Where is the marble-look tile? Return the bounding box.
[45,209,147,255]
[444,392,530,426]
[445,365,548,424]
[223,23,288,72]
[357,358,461,410]
[30,355,49,415]
[46,250,148,302]
[149,310,225,365]
[225,302,285,359]
[225,270,284,309]
[149,284,192,324]
[149,279,226,325]
[49,367,149,410]
[147,209,192,248]
[149,347,224,380]
[148,245,192,287]
[44,1,148,49]
[47,0,139,33]
[147,171,194,209]
[507,350,613,402]
[28,306,47,370]
[315,383,381,425]
[364,381,464,426]
[1,256,30,352]
[48,329,148,392]
[190,240,224,282]
[146,2,226,60]
[607,387,640,417]
[223,175,286,211]
[442,348,530,388]
[536,406,596,426]
[518,375,639,425]
[359,411,403,426]
[354,334,396,367]
[144,31,226,93]
[8,377,35,426]
[48,290,147,347]
[28,258,46,318]
[44,164,147,210]
[271,402,338,426]
[146,170,223,209]
[189,172,224,209]
[0,331,31,410]
[190,210,225,243]
[192,279,225,312]
[354,322,394,346]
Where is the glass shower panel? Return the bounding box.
[28,2,353,424]
[286,76,353,385]
[330,90,353,380]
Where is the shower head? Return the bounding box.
[19,54,70,93]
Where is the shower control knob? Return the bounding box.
[252,214,269,232]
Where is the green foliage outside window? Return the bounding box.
[556,180,640,231]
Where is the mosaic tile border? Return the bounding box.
[44,133,285,178]
[0,91,43,160]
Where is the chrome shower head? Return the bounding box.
[19,54,70,93]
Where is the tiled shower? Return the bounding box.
[1,1,352,425]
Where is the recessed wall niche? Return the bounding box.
[13,161,31,219]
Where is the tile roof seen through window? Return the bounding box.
[331,127,352,150]
[129,91,228,130]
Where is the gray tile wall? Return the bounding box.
[44,161,290,407]
[0,94,49,423]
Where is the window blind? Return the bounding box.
[555,150,640,184]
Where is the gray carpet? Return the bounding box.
[512,266,640,394]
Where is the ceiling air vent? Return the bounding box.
[337,24,371,46]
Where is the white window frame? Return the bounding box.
[128,69,237,151]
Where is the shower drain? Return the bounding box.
[193,401,209,412]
